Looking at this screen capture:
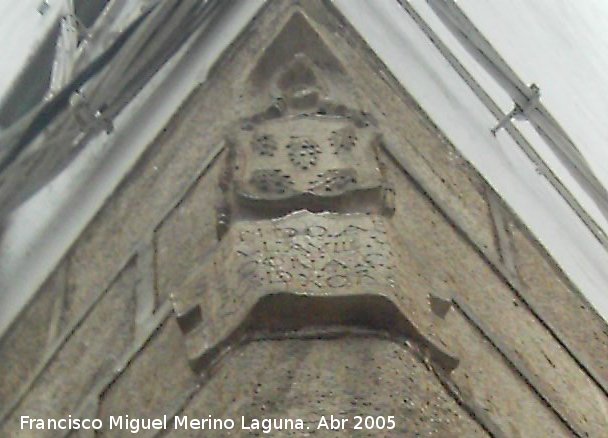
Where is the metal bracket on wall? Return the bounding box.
[491,83,540,135]
[398,0,608,253]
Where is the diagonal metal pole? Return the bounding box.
[426,0,608,235]
[0,0,225,222]
[396,0,608,251]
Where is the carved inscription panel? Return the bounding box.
[173,210,457,373]
[233,211,396,292]
[174,211,398,324]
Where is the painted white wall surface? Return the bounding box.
[0,0,607,335]
[409,0,608,235]
[458,0,608,193]
[0,0,62,104]
[333,0,608,321]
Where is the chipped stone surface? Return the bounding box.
[155,158,224,304]
[97,320,198,438]
[1,261,136,438]
[169,339,487,438]
[0,262,65,410]
[512,226,608,390]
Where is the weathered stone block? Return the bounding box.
[98,318,197,438]
[1,262,136,438]
[169,339,487,438]
[155,158,223,304]
[0,263,65,411]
